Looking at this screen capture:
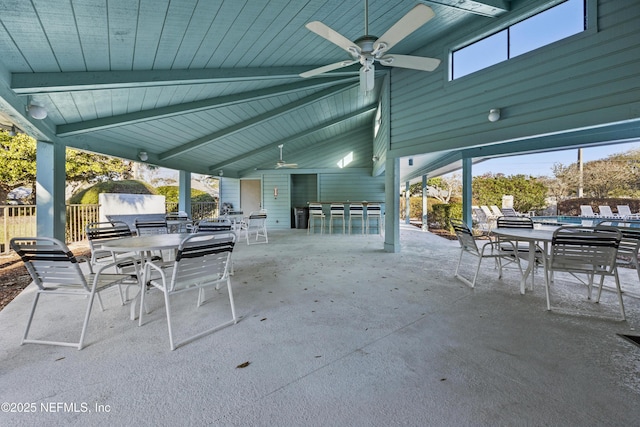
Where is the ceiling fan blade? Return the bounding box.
[305,21,360,55]
[276,163,298,169]
[373,4,435,54]
[359,61,375,93]
[379,54,441,72]
[299,59,358,78]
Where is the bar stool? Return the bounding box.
[329,203,345,234]
[348,203,364,235]
[308,203,326,234]
[365,203,382,235]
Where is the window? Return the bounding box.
[452,0,585,80]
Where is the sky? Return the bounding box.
[453,0,640,177]
[471,141,640,177]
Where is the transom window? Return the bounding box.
[451,0,586,80]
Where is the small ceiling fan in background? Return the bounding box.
[275,144,298,169]
[300,1,441,93]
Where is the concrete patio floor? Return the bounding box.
[1,224,640,426]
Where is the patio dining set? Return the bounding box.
[452,214,640,322]
[9,211,270,352]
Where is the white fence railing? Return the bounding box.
[1,202,219,254]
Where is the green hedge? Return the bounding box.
[557,198,640,216]
[69,180,156,204]
[156,186,216,203]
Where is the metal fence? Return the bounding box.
[0,202,219,254]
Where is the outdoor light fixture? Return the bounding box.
[27,103,47,120]
[9,125,17,136]
[488,108,501,122]
[218,170,224,177]
[408,158,414,166]
[372,156,379,162]
[138,151,148,161]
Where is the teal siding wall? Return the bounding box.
[219,178,240,212]
[262,174,291,230]
[389,0,640,157]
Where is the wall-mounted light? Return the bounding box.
[9,125,17,137]
[218,170,224,177]
[372,156,379,162]
[408,158,414,166]
[488,108,501,122]
[27,103,47,120]
[274,187,278,199]
[138,151,148,161]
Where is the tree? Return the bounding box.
[552,149,640,198]
[0,130,132,203]
[427,174,462,203]
[0,132,36,204]
[472,173,547,213]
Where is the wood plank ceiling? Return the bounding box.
[0,0,509,177]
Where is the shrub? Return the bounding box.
[69,180,156,204]
[156,186,215,204]
[557,198,640,216]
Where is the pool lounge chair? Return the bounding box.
[579,205,599,217]
[617,205,640,219]
[598,205,620,218]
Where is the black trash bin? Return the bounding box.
[294,207,309,229]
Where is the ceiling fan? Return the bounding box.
[275,144,298,169]
[300,1,441,93]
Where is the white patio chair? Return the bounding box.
[598,205,620,218]
[194,218,233,232]
[472,206,495,234]
[598,221,640,291]
[308,203,326,234]
[86,220,144,304]
[240,210,268,245]
[166,211,192,233]
[10,237,138,350]
[500,207,519,217]
[135,218,169,235]
[140,232,238,350]
[495,216,546,290]
[544,225,625,320]
[490,205,503,217]
[616,205,639,219]
[365,203,383,235]
[348,203,364,235]
[329,203,346,234]
[451,218,522,288]
[579,205,599,217]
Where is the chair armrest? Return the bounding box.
[94,256,140,276]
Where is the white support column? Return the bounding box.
[36,140,66,241]
[384,156,400,253]
[422,174,428,231]
[462,158,473,227]
[178,170,191,215]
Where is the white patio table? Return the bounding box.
[101,233,192,319]
[491,225,562,295]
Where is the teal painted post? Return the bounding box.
[462,158,473,227]
[178,170,191,216]
[384,157,400,253]
[36,140,66,241]
[422,174,428,231]
[404,181,410,224]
